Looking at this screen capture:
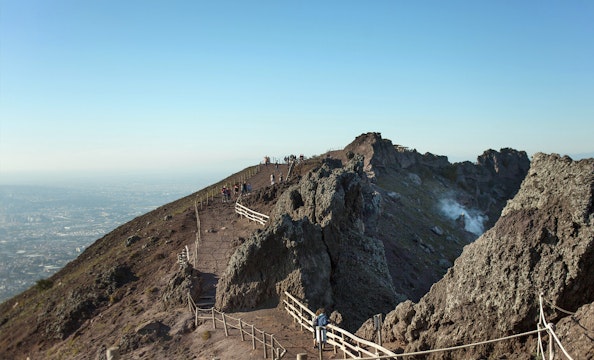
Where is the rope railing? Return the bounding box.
[348,329,548,360]
[538,293,574,360]
[543,296,577,316]
[188,293,286,359]
[283,291,398,359]
[284,291,575,360]
[332,293,576,360]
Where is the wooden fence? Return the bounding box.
[283,291,398,359]
[188,294,286,359]
[235,201,270,225]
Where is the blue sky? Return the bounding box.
[1,1,593,185]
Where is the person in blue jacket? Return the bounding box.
[312,308,329,349]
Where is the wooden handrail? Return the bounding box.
[283,291,398,359]
[235,201,270,225]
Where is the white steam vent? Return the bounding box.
[439,198,487,236]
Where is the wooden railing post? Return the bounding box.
[252,325,256,349]
[331,327,337,354]
[263,332,268,358]
[222,313,229,336]
[299,300,303,331]
[239,319,245,341]
[212,308,216,329]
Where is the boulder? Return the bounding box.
[555,302,594,359]
[161,264,202,310]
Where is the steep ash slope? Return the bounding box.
[369,153,594,359]
[0,166,268,360]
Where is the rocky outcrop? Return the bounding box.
[216,155,403,331]
[454,148,531,228]
[344,132,401,176]
[344,132,451,177]
[217,133,533,332]
[555,302,594,357]
[345,133,529,229]
[161,264,202,310]
[343,133,530,302]
[374,153,594,359]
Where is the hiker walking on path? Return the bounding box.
[312,308,329,349]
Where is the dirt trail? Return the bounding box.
[194,198,252,308]
[193,163,288,305]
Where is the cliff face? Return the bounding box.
[345,133,530,230]
[456,148,531,229]
[343,133,530,301]
[372,153,594,359]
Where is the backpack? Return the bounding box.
[317,313,328,326]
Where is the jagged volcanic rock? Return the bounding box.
[372,153,594,359]
[555,301,594,358]
[343,133,529,301]
[217,133,532,332]
[161,263,202,310]
[216,155,402,331]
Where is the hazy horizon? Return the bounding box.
[0,167,229,189]
[2,147,593,189]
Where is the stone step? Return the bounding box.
[196,302,215,308]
